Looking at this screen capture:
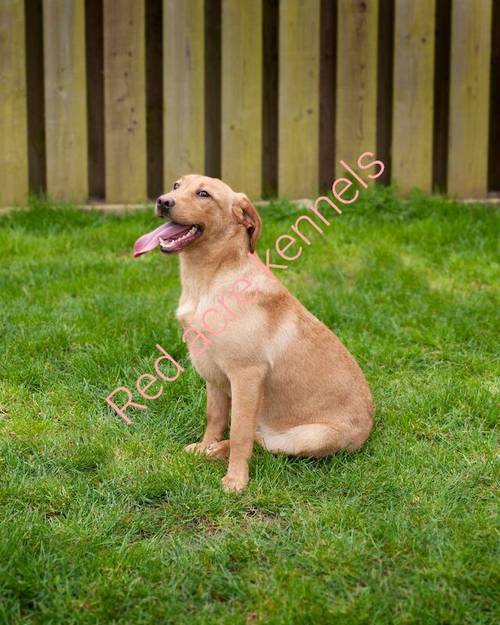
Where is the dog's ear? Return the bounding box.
[232,193,262,253]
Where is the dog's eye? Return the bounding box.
[197,189,210,198]
[173,181,180,190]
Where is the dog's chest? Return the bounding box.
[176,290,223,328]
[176,296,216,330]
[175,297,230,390]
[190,349,230,391]
[175,301,198,328]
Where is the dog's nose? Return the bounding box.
[156,195,175,215]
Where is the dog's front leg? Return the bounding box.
[185,382,230,454]
[222,366,266,493]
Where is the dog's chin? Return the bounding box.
[159,223,203,254]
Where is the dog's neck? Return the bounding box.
[178,228,249,299]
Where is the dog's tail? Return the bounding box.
[256,419,372,457]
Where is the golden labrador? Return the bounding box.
[134,175,373,492]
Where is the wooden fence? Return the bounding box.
[0,0,498,206]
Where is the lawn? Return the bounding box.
[0,188,498,625]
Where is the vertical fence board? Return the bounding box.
[336,0,378,176]
[448,0,492,198]
[86,0,105,199]
[26,0,46,195]
[376,0,394,185]
[432,0,451,192]
[263,0,279,197]
[319,0,336,192]
[146,0,163,198]
[221,0,262,197]
[43,0,87,202]
[163,0,204,187]
[0,0,28,206]
[103,0,147,203]
[204,0,221,179]
[392,0,435,194]
[489,0,500,191]
[279,0,320,198]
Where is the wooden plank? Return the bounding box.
[221,0,262,197]
[163,0,204,188]
[336,0,378,177]
[432,0,452,192]
[262,0,279,197]
[103,0,147,203]
[0,0,28,206]
[26,0,46,195]
[146,0,163,198]
[376,0,394,185]
[448,0,492,198]
[392,0,435,194]
[489,0,500,191]
[43,0,88,202]
[319,0,336,191]
[278,0,320,198]
[204,0,222,179]
[86,0,105,200]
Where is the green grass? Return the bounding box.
[0,188,498,625]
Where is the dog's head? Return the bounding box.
[133,175,262,257]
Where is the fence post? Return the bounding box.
[278,0,320,199]
[0,0,28,207]
[221,0,262,198]
[103,0,147,203]
[163,0,205,188]
[336,0,378,178]
[448,0,492,198]
[392,0,435,194]
[43,0,88,203]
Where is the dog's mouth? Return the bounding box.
[133,221,202,257]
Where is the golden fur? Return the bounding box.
[159,174,373,492]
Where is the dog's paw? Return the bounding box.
[184,442,206,455]
[206,440,230,461]
[222,472,248,493]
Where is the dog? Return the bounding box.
[133,174,373,492]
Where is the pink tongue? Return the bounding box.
[133,221,191,257]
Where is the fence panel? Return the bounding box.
[222,0,262,198]
[278,0,320,199]
[0,1,498,206]
[43,0,88,202]
[0,0,28,206]
[336,0,378,177]
[164,0,205,188]
[448,0,492,198]
[392,0,435,194]
[103,0,147,203]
